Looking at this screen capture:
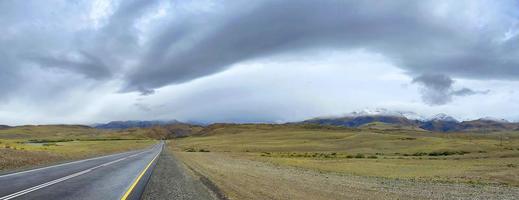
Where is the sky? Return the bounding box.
[1,0,519,125]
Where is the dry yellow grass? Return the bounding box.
[0,139,156,171]
[174,150,519,200]
[172,124,519,189]
[0,125,158,172]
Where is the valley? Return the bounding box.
[1,118,519,199]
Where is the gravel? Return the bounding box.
[141,150,217,200]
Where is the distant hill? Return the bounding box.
[147,123,205,139]
[0,124,151,140]
[0,125,11,130]
[359,122,427,131]
[301,112,519,132]
[458,119,519,132]
[93,120,181,129]
[303,115,421,128]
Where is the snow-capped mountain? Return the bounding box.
[301,109,519,132]
[399,111,427,121]
[346,108,426,121]
[429,113,458,122]
[348,108,400,117]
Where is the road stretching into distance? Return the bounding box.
[0,141,163,200]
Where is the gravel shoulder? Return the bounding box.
[142,148,217,200]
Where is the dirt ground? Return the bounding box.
[175,151,519,200]
[142,149,217,200]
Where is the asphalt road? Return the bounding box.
[0,142,163,200]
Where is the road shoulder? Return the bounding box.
[142,147,217,200]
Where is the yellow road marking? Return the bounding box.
[120,151,160,200]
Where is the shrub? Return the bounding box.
[260,152,271,157]
[428,151,469,156]
[346,155,354,158]
[354,153,365,158]
[412,152,428,156]
[428,152,443,156]
[199,149,210,152]
[28,139,74,143]
[184,147,196,152]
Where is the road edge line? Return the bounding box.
[0,144,156,178]
[120,150,161,200]
[0,150,149,200]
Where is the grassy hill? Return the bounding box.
[359,122,427,131]
[0,125,138,139]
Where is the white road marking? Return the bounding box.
[0,148,147,178]
[0,146,159,200]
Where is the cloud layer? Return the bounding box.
[123,0,519,93]
[412,74,490,105]
[0,0,518,124]
[2,0,518,94]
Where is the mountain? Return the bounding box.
[458,119,519,132]
[359,122,427,131]
[419,116,519,132]
[419,120,460,132]
[300,110,519,132]
[0,125,11,130]
[302,115,421,128]
[347,108,426,121]
[429,113,458,122]
[94,120,181,129]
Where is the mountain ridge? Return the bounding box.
[301,111,519,132]
[93,120,182,129]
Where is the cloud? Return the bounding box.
[1,0,519,124]
[2,0,518,96]
[122,0,519,93]
[412,74,490,105]
[451,88,490,96]
[0,0,159,100]
[26,51,111,80]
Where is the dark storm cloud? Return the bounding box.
[0,0,159,100]
[78,0,160,68]
[123,0,519,94]
[0,0,517,102]
[26,51,111,80]
[451,88,490,96]
[412,74,490,105]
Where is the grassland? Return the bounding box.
[0,125,156,172]
[171,124,519,199]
